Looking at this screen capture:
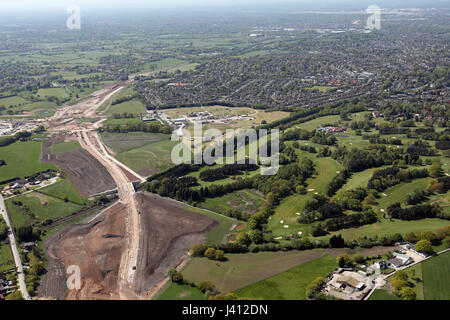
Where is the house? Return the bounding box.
[388,258,404,269]
[376,260,388,270]
[388,253,413,269]
[337,276,366,291]
[22,242,35,252]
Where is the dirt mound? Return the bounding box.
[134,193,217,294]
[41,135,116,197]
[37,202,127,300]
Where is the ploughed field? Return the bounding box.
[41,134,116,197]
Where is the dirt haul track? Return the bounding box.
[39,78,219,300]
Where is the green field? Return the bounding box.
[101,131,178,176]
[422,251,450,300]
[49,141,82,155]
[5,191,83,228]
[0,141,57,182]
[0,245,15,272]
[369,289,401,300]
[102,118,143,126]
[37,88,70,100]
[370,251,450,300]
[105,100,147,116]
[115,136,178,176]
[156,283,205,300]
[37,178,90,205]
[200,189,264,216]
[234,254,336,300]
[268,156,343,236]
[182,249,329,293]
[182,204,235,244]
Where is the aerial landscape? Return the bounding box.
[0,0,449,308]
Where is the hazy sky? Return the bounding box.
[0,0,447,11]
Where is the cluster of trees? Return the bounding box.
[332,145,418,173]
[15,225,40,243]
[367,166,428,192]
[0,130,32,147]
[190,244,226,261]
[332,188,368,211]
[100,121,171,134]
[363,134,403,145]
[326,170,351,197]
[405,189,432,205]
[22,247,45,295]
[0,218,8,242]
[147,164,203,181]
[111,112,139,119]
[325,210,377,231]
[281,127,336,146]
[310,131,337,146]
[168,269,219,298]
[435,140,450,150]
[389,269,417,300]
[378,124,409,135]
[111,93,139,105]
[406,140,436,156]
[350,119,375,131]
[199,164,258,182]
[292,141,317,154]
[386,203,442,221]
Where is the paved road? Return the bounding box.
[0,195,31,300]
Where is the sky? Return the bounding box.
[0,0,448,11]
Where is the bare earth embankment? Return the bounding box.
[134,193,217,296]
[38,202,127,300]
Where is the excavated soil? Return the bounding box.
[37,202,127,300]
[41,134,116,197]
[134,193,217,294]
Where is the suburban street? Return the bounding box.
[0,195,31,300]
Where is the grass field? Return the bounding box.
[37,178,90,205]
[200,189,264,216]
[182,249,329,293]
[156,283,205,300]
[114,135,178,176]
[329,218,450,241]
[104,100,147,116]
[342,167,389,190]
[0,141,57,182]
[37,88,70,100]
[0,244,15,272]
[100,132,169,154]
[234,254,337,300]
[371,251,450,300]
[6,191,83,228]
[49,141,82,155]
[102,118,143,126]
[369,289,401,300]
[422,251,450,300]
[268,156,343,237]
[182,204,235,244]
